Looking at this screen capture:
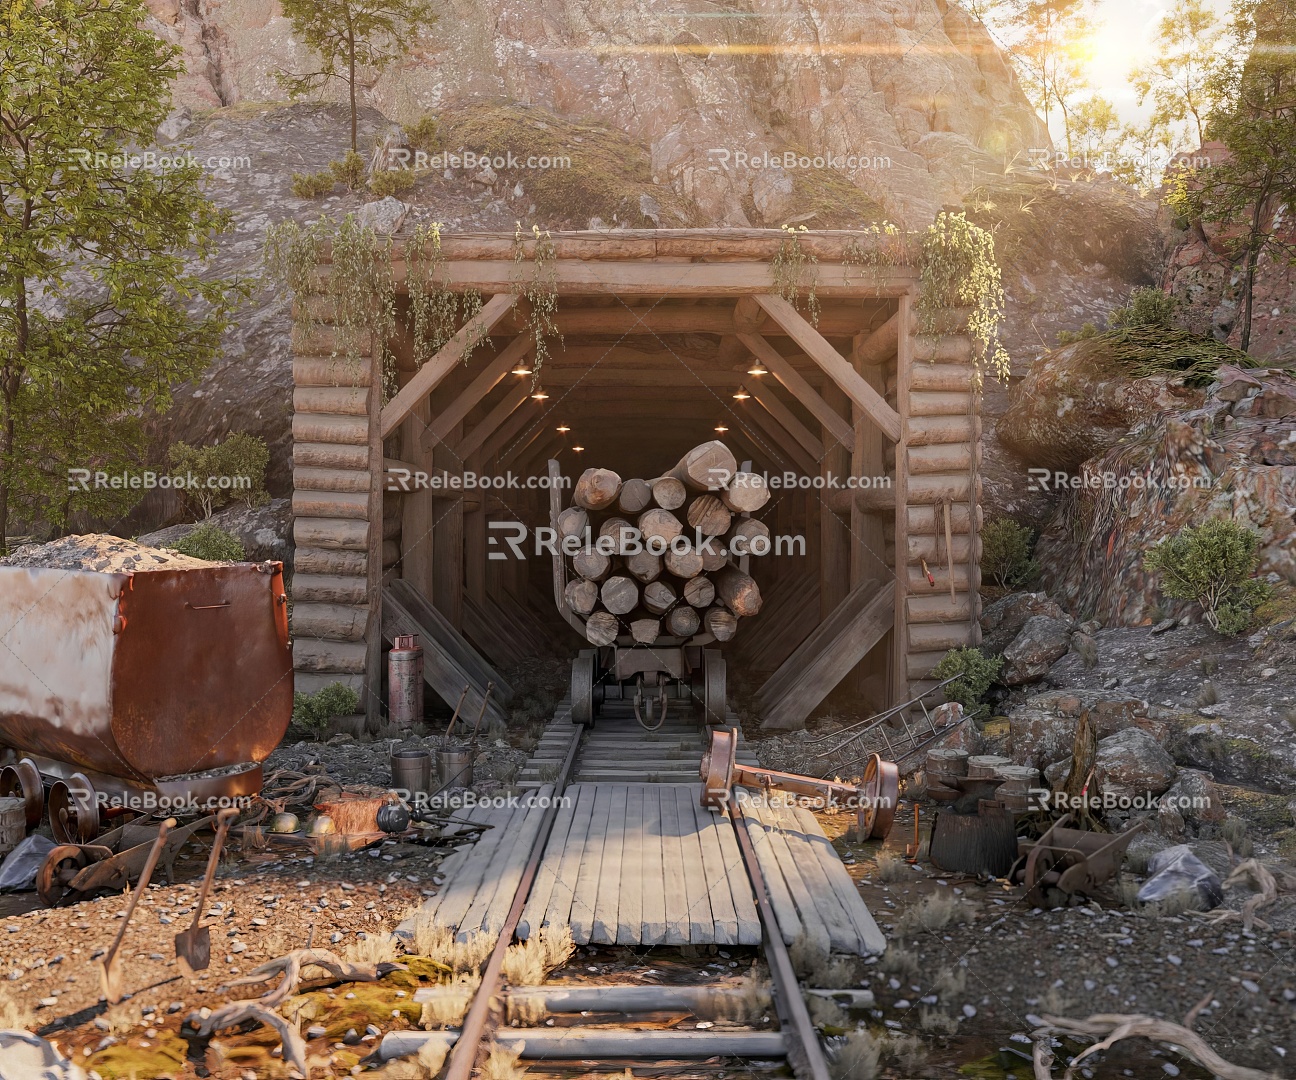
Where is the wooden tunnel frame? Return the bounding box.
[288,229,985,728]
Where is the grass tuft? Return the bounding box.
[874,850,909,883]
[408,914,496,974]
[345,931,402,964]
[894,892,975,938]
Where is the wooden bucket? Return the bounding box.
[994,765,1041,810]
[966,755,1011,780]
[925,748,969,790]
[0,797,26,858]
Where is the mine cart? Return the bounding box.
[0,558,293,841]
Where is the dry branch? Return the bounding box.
[190,999,310,1078]
[222,948,406,1008]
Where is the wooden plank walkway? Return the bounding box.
[406,700,886,957]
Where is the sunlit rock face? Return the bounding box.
[146,0,1049,227]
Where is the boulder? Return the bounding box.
[1001,615,1074,685]
[980,591,1073,655]
[1008,689,1150,770]
[1036,367,1296,627]
[997,334,1205,474]
[1158,768,1226,827]
[1095,727,1177,799]
[138,498,293,573]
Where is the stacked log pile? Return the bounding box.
[560,441,770,647]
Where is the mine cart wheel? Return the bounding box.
[36,845,92,907]
[0,758,45,830]
[571,652,598,727]
[861,753,900,840]
[702,649,727,726]
[48,773,100,845]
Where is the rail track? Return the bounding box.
[382,682,886,1080]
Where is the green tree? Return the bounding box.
[277,0,438,153]
[1004,0,1094,152]
[0,0,237,553]
[1131,0,1225,150]
[170,432,270,519]
[1069,94,1121,160]
[1144,518,1269,635]
[1169,0,1296,351]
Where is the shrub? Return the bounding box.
[1143,519,1269,635]
[169,432,270,517]
[290,170,335,198]
[291,681,360,733]
[168,523,244,562]
[370,167,416,197]
[1108,286,1178,330]
[1057,322,1099,344]
[329,150,368,191]
[981,517,1037,588]
[930,647,1002,718]
[405,114,440,154]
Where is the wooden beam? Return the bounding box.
[735,332,854,447]
[753,294,902,442]
[498,304,878,337]
[420,336,533,453]
[363,350,385,730]
[743,381,824,460]
[454,382,532,462]
[892,291,914,703]
[481,402,544,464]
[741,399,817,477]
[852,311,900,366]
[379,292,515,439]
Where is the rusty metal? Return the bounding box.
[0,563,291,801]
[100,818,173,1004]
[35,814,213,906]
[470,681,495,740]
[388,634,424,728]
[1012,814,1146,906]
[443,686,470,738]
[48,772,100,844]
[0,757,44,829]
[176,808,238,973]
[699,728,900,840]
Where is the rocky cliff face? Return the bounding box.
[145,0,1049,226]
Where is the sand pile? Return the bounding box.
[0,533,229,572]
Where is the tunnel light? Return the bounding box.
[557,424,571,433]
[512,364,534,376]
[714,424,729,433]
[747,364,768,376]
[572,445,585,452]
[531,388,549,400]
[732,390,750,401]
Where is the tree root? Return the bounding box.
[1029,993,1281,1080]
[222,948,406,1008]
[1203,858,1296,933]
[188,999,310,1078]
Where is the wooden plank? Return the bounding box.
[570,786,614,945]
[689,795,738,946]
[544,785,596,934]
[292,489,369,520]
[735,796,800,945]
[742,399,818,477]
[421,336,533,452]
[672,786,714,944]
[459,803,532,939]
[294,442,370,470]
[766,802,857,952]
[479,789,555,938]
[711,804,762,946]
[389,580,514,699]
[518,787,578,939]
[640,785,667,945]
[894,290,915,703]
[292,637,367,674]
[294,356,373,387]
[292,414,368,445]
[791,805,887,956]
[735,331,855,446]
[657,786,690,946]
[379,293,515,438]
[743,380,825,459]
[454,382,532,462]
[294,385,370,416]
[433,804,518,934]
[291,602,368,642]
[591,786,628,945]
[615,786,645,946]
[747,797,830,957]
[754,293,902,442]
[852,310,900,366]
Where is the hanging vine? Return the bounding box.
[917,211,1010,389]
[840,222,910,292]
[265,215,396,392]
[511,223,561,381]
[770,223,821,325]
[404,221,485,367]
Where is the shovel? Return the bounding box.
[99,817,174,1004]
[175,807,238,974]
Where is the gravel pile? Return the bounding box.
[0,533,224,572]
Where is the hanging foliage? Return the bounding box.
[917,211,1010,388]
[512,223,561,380]
[770,223,821,325]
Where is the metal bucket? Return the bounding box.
[437,748,474,789]
[0,797,25,858]
[391,748,432,799]
[388,635,424,728]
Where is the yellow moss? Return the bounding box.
[85,1032,188,1079]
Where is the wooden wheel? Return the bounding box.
[860,753,900,840]
[36,845,91,907]
[702,649,727,726]
[570,653,597,726]
[0,758,44,830]
[48,773,100,844]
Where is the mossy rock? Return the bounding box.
[438,104,697,227]
[86,1032,189,1079]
